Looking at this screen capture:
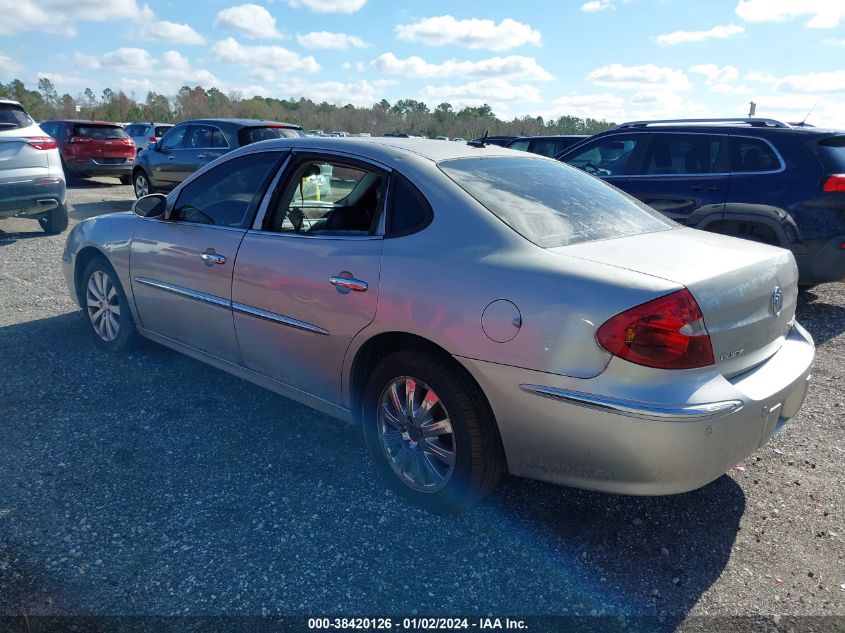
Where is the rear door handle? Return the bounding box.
[691,184,720,191]
[200,251,226,265]
[197,153,209,160]
[330,276,368,292]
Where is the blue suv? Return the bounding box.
[557,118,845,286]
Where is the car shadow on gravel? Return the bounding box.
[0,312,743,629]
[66,179,125,190]
[69,199,134,221]
[0,227,50,243]
[796,290,845,345]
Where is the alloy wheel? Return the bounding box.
[86,270,120,342]
[377,376,456,492]
[134,174,149,198]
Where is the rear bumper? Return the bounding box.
[796,235,845,285]
[66,158,134,177]
[0,176,66,218]
[457,322,815,495]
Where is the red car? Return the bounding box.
[40,120,136,183]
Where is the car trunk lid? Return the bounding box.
[553,227,798,376]
[0,124,50,182]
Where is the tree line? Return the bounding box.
[1,78,615,138]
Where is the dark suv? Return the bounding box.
[557,118,845,286]
[132,118,303,198]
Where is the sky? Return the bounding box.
[2,0,845,127]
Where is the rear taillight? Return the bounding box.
[149,136,157,141]
[822,174,845,192]
[597,289,715,370]
[26,136,57,150]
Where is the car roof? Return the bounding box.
[176,118,302,129]
[594,121,843,137]
[510,134,588,141]
[128,121,173,126]
[236,136,526,164]
[0,98,22,107]
[43,119,123,126]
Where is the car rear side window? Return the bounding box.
[730,137,781,173]
[643,134,724,175]
[0,104,32,130]
[172,152,281,228]
[563,134,642,177]
[154,126,172,137]
[389,174,432,236]
[440,156,673,248]
[815,136,845,172]
[239,126,303,146]
[73,125,128,140]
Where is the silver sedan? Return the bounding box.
[62,137,815,512]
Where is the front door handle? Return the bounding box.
[197,153,209,160]
[200,250,226,265]
[330,276,368,292]
[691,184,720,191]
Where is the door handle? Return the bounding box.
[691,184,720,191]
[330,276,368,292]
[197,153,208,160]
[200,251,226,265]
[168,155,175,160]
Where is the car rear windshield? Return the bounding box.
[0,104,33,130]
[439,156,673,248]
[817,136,845,172]
[238,126,304,146]
[154,126,172,137]
[123,124,147,136]
[73,125,129,140]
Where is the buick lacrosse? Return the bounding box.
[62,137,815,511]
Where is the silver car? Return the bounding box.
[124,121,174,155]
[62,138,815,512]
[0,99,67,233]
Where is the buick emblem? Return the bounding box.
[770,286,784,317]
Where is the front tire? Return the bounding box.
[38,203,68,234]
[80,257,140,352]
[362,350,505,513]
[133,170,154,198]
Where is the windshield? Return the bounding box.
[73,125,129,140]
[124,124,147,136]
[439,156,673,248]
[238,126,304,146]
[0,104,33,129]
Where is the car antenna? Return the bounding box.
[799,102,817,127]
[467,130,488,148]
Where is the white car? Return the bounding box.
[0,99,67,233]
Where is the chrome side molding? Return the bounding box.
[519,384,743,421]
[133,277,330,336]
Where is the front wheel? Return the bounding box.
[81,258,140,352]
[133,171,154,198]
[362,350,505,513]
[38,203,68,234]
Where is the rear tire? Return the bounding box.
[361,350,505,513]
[119,174,132,185]
[80,257,141,352]
[38,203,68,234]
[133,170,154,198]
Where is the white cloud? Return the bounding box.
[137,20,206,45]
[735,0,845,28]
[772,71,845,94]
[581,1,612,12]
[280,79,389,106]
[656,23,744,45]
[99,47,155,73]
[39,0,153,21]
[35,71,88,87]
[541,93,626,120]
[370,52,552,81]
[0,53,21,76]
[214,4,282,39]
[420,79,542,105]
[746,70,777,84]
[211,37,320,75]
[284,0,366,13]
[395,15,541,51]
[297,31,368,49]
[587,63,690,92]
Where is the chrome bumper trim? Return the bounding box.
[519,384,743,421]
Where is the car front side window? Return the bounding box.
[160,126,186,150]
[171,152,282,228]
[564,135,641,177]
[265,159,386,236]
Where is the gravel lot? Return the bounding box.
[0,179,843,629]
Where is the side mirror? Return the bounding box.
[132,193,167,218]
